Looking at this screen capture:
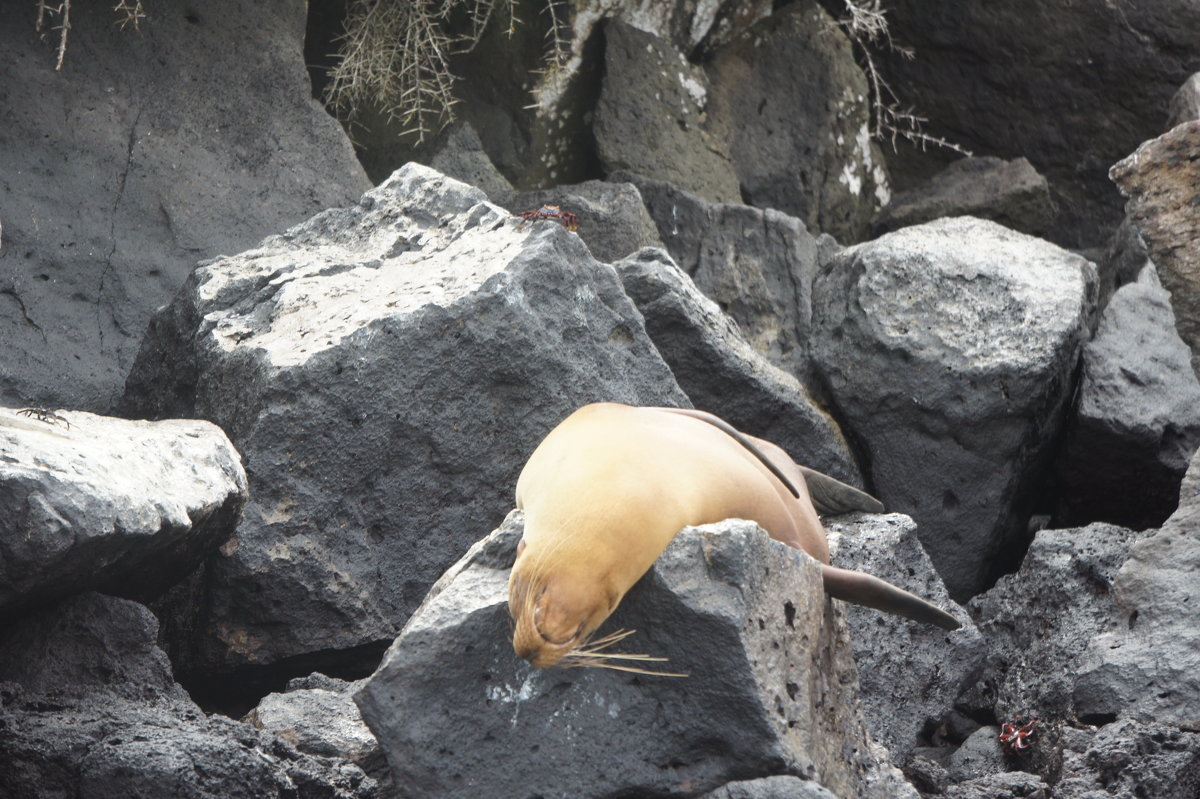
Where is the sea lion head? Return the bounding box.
[508,550,621,668]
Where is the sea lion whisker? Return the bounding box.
[572,627,637,651]
[563,659,689,678]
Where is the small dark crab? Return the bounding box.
[999,716,1037,756]
[16,407,71,429]
[515,205,579,231]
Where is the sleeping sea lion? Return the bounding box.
[508,403,960,669]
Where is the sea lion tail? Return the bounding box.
[821,564,962,631]
[799,467,885,516]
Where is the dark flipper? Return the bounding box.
[658,407,802,498]
[821,564,961,631]
[798,466,885,516]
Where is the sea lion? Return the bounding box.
[508,402,960,670]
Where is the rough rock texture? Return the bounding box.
[356,514,917,799]
[0,0,369,412]
[876,0,1200,247]
[945,770,1049,799]
[119,163,687,681]
[1098,217,1154,310]
[427,121,516,205]
[244,684,383,774]
[813,217,1097,599]
[0,593,376,798]
[594,20,742,204]
[614,247,861,484]
[1054,719,1200,799]
[1099,446,1200,728]
[501,180,663,264]
[946,726,1006,782]
[616,171,822,379]
[968,523,1145,726]
[698,775,838,799]
[825,514,983,760]
[1168,73,1200,128]
[0,405,246,620]
[873,157,1055,239]
[1111,121,1200,376]
[1057,266,1200,530]
[706,0,888,243]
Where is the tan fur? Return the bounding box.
[508,403,958,669]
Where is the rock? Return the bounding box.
[1097,217,1153,310]
[1056,266,1200,529]
[1111,121,1200,376]
[0,0,369,412]
[944,770,1050,799]
[947,726,1006,782]
[0,593,376,799]
[615,171,822,379]
[613,247,862,484]
[813,217,1097,599]
[502,180,663,264]
[1095,446,1200,728]
[706,0,888,243]
[968,523,1146,726]
[427,121,516,205]
[1168,73,1200,128]
[356,514,917,799]
[119,163,686,682]
[873,157,1055,239]
[594,20,742,204]
[0,406,246,620]
[825,514,984,760]
[244,686,383,773]
[698,775,838,799]
[875,0,1200,247]
[1054,719,1200,799]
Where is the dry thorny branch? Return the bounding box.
[324,0,570,144]
[836,0,970,155]
[36,1,146,71]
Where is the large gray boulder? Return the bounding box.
[1057,266,1200,529]
[616,172,823,379]
[613,247,862,484]
[0,593,375,798]
[813,217,1097,599]
[1111,121,1200,376]
[594,20,742,204]
[1169,73,1200,128]
[876,0,1200,247]
[0,0,369,412]
[826,514,983,761]
[873,157,1055,240]
[0,405,246,620]
[119,163,687,682]
[706,0,888,243]
[356,515,917,799]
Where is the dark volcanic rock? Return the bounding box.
[875,0,1200,247]
[594,20,742,204]
[0,593,375,798]
[944,770,1050,799]
[119,163,686,680]
[873,157,1055,239]
[245,682,384,777]
[613,247,862,484]
[1057,266,1200,530]
[1054,719,1200,799]
[812,217,1097,600]
[699,775,838,799]
[0,0,369,412]
[1168,73,1200,128]
[356,515,917,799]
[617,172,822,379]
[502,180,663,264]
[825,514,983,761]
[427,121,516,205]
[0,406,246,620]
[707,0,888,243]
[1111,121,1200,376]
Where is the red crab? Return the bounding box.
[515,205,579,231]
[999,717,1037,755]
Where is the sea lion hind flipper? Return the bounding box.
[821,564,961,631]
[798,466,885,516]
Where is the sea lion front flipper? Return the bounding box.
[821,564,961,631]
[798,466,885,516]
